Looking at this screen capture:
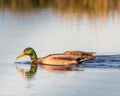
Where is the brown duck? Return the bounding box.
[17,47,95,65]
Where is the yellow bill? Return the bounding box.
[17,52,25,59]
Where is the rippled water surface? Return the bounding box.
[0,1,120,96]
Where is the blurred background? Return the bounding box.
[0,0,120,62]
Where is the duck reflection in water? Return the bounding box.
[15,62,83,79]
[40,64,83,72]
[15,62,38,80]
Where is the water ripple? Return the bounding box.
[15,61,31,64]
[84,55,120,68]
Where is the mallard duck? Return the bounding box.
[17,47,95,65]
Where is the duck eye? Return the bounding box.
[30,53,33,55]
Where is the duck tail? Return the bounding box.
[76,58,87,64]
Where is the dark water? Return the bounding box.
[0,0,120,96]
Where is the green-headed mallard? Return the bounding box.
[17,47,95,65]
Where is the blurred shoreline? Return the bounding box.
[0,0,120,19]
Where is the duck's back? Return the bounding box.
[64,51,95,60]
[36,54,80,65]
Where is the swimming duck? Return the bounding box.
[17,47,94,65]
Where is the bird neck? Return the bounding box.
[30,51,38,61]
[31,55,37,61]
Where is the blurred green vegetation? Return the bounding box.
[0,0,120,17]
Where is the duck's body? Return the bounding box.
[17,47,95,65]
[34,54,81,65]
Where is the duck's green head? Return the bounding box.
[17,47,37,61]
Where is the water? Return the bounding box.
[0,1,120,96]
[1,63,120,96]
